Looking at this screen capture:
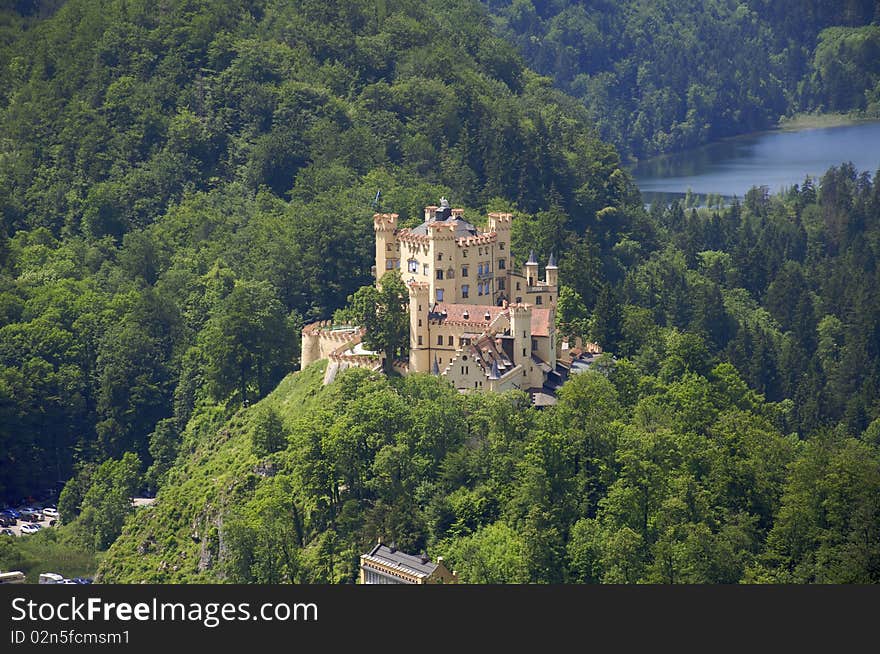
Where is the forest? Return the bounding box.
[0,0,878,584]
[486,0,880,157]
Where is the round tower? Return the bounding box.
[545,252,558,288]
[524,250,539,287]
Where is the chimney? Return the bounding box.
[463,310,469,320]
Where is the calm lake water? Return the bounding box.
[630,121,880,205]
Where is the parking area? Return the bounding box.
[0,506,58,538]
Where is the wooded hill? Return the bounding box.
[0,1,878,584]
[485,0,880,157]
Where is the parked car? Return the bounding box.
[20,523,42,534]
[0,528,14,536]
[0,515,15,527]
[72,577,93,584]
[2,508,21,519]
[20,511,42,523]
[38,572,64,584]
[42,507,58,518]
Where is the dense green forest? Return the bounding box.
[485,0,880,157]
[1,0,879,584]
[0,0,630,505]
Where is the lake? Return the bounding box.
[630,120,880,205]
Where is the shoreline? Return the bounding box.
[625,111,880,168]
[777,111,878,132]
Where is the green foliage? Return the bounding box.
[336,270,410,373]
[486,1,880,157]
[249,405,287,458]
[0,0,636,505]
[0,526,98,583]
[75,452,141,551]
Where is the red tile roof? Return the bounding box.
[530,307,552,337]
[431,303,507,327]
[430,303,552,337]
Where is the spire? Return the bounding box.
[527,250,537,264]
[432,355,440,375]
[546,252,557,268]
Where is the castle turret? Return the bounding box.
[374,213,399,282]
[524,250,539,287]
[545,252,558,288]
[408,282,431,373]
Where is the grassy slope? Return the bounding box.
[97,361,327,583]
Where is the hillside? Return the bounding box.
[0,0,637,505]
[1,1,879,585]
[485,0,880,158]
[99,358,879,584]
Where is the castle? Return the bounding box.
[301,198,574,403]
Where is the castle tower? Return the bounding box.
[524,250,539,287]
[301,328,320,369]
[373,213,399,282]
[408,282,431,373]
[488,212,513,303]
[545,252,558,289]
[510,304,532,368]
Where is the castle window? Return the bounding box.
[463,249,468,257]
[436,288,444,302]
[418,335,423,346]
[479,247,483,256]
[499,242,505,250]
[532,339,538,351]
[418,319,422,327]
[387,243,393,251]
[423,264,429,276]
[515,296,522,303]
[462,284,469,298]
[386,260,394,269]
[536,295,542,305]
[498,279,505,290]
[437,335,443,345]
[523,348,526,357]
[447,268,454,279]
[477,263,483,275]
[498,258,505,270]
[448,335,454,346]
[408,259,418,273]
[477,283,483,296]
[438,253,443,261]
[516,281,521,290]
[462,266,468,277]
[437,270,444,280]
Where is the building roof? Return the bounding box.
[408,215,479,238]
[430,303,506,327]
[362,543,439,578]
[469,333,514,377]
[527,250,537,264]
[530,307,552,337]
[546,252,557,268]
[429,303,551,337]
